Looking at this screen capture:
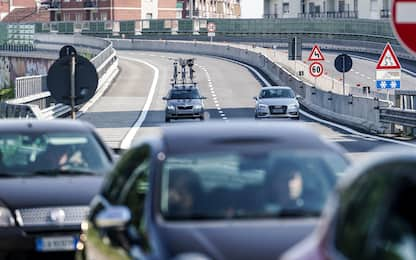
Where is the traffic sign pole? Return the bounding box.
[70,55,76,119]
[342,55,345,95]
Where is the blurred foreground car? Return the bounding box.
[254,86,300,120]
[0,120,114,260]
[282,150,416,260]
[84,121,348,260]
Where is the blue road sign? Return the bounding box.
[376,80,401,89]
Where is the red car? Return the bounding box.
[282,149,416,260]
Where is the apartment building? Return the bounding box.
[263,0,392,19]
[183,0,241,18]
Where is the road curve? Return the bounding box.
[80,50,402,161]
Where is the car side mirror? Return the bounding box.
[94,206,131,230]
[296,95,302,100]
[162,97,168,100]
[253,96,258,100]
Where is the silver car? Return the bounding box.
[254,86,300,120]
[163,85,206,122]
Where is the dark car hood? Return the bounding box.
[158,219,318,260]
[0,176,103,210]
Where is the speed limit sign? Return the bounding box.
[309,62,324,78]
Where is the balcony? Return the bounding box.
[264,13,278,19]
[298,11,358,19]
[380,9,390,18]
[84,0,97,9]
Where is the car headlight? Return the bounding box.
[288,103,299,110]
[0,207,15,227]
[258,104,268,110]
[167,105,175,110]
[193,105,202,110]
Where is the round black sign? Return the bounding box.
[335,54,353,73]
[47,55,98,106]
[59,45,77,59]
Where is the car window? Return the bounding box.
[0,131,111,176]
[160,150,347,220]
[334,162,416,260]
[260,89,294,99]
[169,88,200,99]
[103,145,151,204]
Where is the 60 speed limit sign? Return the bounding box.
[309,62,324,78]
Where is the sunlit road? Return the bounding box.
[80,50,401,162]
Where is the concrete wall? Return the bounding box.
[112,39,391,133]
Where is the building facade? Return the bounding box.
[182,0,240,18]
[263,0,392,19]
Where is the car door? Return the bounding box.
[85,144,152,260]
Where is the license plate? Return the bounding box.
[272,108,284,114]
[36,236,78,252]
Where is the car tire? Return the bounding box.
[200,116,205,121]
[165,117,171,123]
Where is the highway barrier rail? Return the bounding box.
[0,34,118,119]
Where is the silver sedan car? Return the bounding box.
[254,86,300,120]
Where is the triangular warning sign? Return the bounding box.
[308,45,325,61]
[376,43,401,70]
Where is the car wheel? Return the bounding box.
[200,116,205,121]
[165,117,171,123]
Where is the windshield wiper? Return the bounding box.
[32,169,98,176]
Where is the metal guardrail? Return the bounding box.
[380,108,416,128]
[15,74,47,98]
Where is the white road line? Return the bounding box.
[119,56,160,150]
[367,77,372,80]
[220,56,416,148]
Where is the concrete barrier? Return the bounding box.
[112,39,391,134]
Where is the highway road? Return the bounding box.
[80,50,412,162]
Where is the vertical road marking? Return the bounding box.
[119,56,160,150]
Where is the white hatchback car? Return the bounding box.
[254,86,300,120]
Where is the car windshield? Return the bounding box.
[169,89,200,99]
[160,150,347,220]
[0,131,112,177]
[260,89,294,99]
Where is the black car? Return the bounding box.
[84,121,349,260]
[0,120,114,260]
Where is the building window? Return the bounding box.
[100,12,107,20]
[339,0,345,12]
[64,13,70,21]
[75,13,82,21]
[283,3,289,14]
[55,12,62,21]
[145,13,152,19]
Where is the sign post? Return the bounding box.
[392,0,416,55]
[207,22,216,43]
[308,45,325,89]
[375,43,401,101]
[47,45,99,119]
[334,54,353,95]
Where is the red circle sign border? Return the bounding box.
[309,62,324,78]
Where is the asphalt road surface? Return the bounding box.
[80,50,409,162]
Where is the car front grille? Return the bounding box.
[177,105,193,110]
[269,105,287,114]
[15,206,89,227]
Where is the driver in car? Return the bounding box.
[266,162,305,212]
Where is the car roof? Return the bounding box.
[0,119,95,133]
[158,120,343,155]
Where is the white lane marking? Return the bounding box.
[219,56,416,148]
[217,107,221,110]
[119,56,160,150]
[223,117,228,120]
[396,3,416,23]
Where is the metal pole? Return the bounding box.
[70,55,76,119]
[342,55,346,95]
[189,0,193,18]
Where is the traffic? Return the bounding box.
[1,1,416,259]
